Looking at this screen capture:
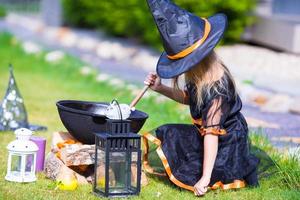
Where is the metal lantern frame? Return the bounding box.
[93,119,142,198]
[5,128,38,183]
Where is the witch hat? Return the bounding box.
[146,0,227,78]
[0,64,47,131]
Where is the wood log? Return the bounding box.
[44,152,89,184]
[96,164,116,187]
[46,132,148,187]
[59,144,95,166]
[51,132,77,153]
[131,165,149,187]
[141,171,149,187]
[51,132,95,167]
[95,164,148,187]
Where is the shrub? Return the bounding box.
[0,6,6,18]
[62,0,257,49]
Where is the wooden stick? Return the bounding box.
[130,85,149,108]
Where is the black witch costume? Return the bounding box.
[143,0,260,192]
[143,73,260,191]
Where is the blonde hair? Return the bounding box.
[173,51,236,108]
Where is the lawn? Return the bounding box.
[0,32,299,200]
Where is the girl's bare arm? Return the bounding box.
[202,134,218,179]
[156,84,188,104]
[144,72,188,105]
[194,134,218,196]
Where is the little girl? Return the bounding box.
[143,0,259,196]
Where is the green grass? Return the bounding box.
[0,32,299,200]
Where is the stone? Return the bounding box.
[126,84,138,91]
[43,27,58,40]
[57,27,70,41]
[45,51,64,63]
[80,66,92,76]
[96,42,114,59]
[22,41,41,54]
[252,94,269,106]
[60,32,77,47]
[289,98,300,115]
[245,117,280,129]
[77,37,98,51]
[236,83,256,103]
[108,78,125,88]
[236,82,273,107]
[261,94,293,113]
[96,73,111,82]
[271,136,300,144]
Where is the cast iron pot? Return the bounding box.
[56,100,148,144]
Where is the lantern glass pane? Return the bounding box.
[95,149,106,192]
[108,152,129,193]
[25,154,34,172]
[131,152,138,189]
[11,154,21,172]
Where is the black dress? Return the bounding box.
[143,75,260,192]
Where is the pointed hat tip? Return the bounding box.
[8,63,13,72]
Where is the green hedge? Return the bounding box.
[62,0,256,49]
[0,6,6,18]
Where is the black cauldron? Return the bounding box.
[56,100,148,144]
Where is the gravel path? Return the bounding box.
[217,45,300,96]
[243,105,300,148]
[0,14,299,150]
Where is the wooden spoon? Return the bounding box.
[130,85,150,108]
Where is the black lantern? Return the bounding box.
[93,119,141,197]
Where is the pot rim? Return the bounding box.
[56,100,149,119]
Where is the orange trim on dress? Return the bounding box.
[142,134,166,176]
[192,118,227,136]
[192,118,203,126]
[167,18,211,60]
[199,127,227,136]
[142,132,246,193]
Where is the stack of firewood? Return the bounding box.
[44,132,148,185]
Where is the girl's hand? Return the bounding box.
[144,72,162,91]
[194,176,210,196]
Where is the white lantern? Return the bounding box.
[5,128,39,182]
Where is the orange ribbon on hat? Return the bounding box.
[167,18,211,60]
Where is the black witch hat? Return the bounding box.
[146,0,227,78]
